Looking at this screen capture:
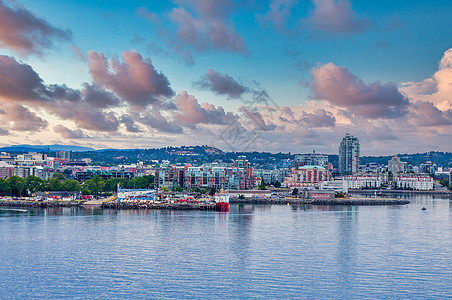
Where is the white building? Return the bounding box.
[320,180,348,193]
[393,174,433,190]
[343,173,387,189]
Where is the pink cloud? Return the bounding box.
[311,62,409,118]
[53,125,89,139]
[401,48,452,111]
[0,0,71,56]
[0,103,47,131]
[173,91,237,126]
[88,50,174,108]
[304,0,369,36]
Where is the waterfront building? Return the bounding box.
[419,161,436,174]
[320,180,348,193]
[253,168,291,185]
[294,151,328,169]
[388,156,406,173]
[342,173,387,189]
[393,173,433,190]
[0,161,14,179]
[155,156,255,190]
[338,133,360,175]
[282,165,331,188]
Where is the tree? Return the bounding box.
[209,187,216,196]
[46,177,62,191]
[440,178,449,187]
[25,176,45,194]
[274,180,281,188]
[292,188,298,196]
[6,176,26,197]
[61,180,82,192]
[0,179,9,196]
[52,172,66,181]
[173,187,184,192]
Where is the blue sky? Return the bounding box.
[0,0,451,154]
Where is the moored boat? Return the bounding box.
[214,189,229,212]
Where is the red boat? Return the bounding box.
[214,189,230,212]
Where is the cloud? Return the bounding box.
[81,83,121,109]
[88,50,174,108]
[194,69,247,98]
[257,0,298,35]
[53,125,89,139]
[169,0,247,54]
[412,101,452,127]
[401,48,452,111]
[136,7,161,25]
[134,110,184,134]
[0,55,47,101]
[311,62,409,119]
[0,0,71,56]
[0,103,47,131]
[304,0,369,36]
[301,109,336,127]
[71,44,86,62]
[173,91,237,126]
[120,114,141,133]
[139,1,247,64]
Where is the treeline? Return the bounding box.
[0,173,155,197]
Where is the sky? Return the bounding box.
[0,0,451,155]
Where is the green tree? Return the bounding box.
[25,176,45,194]
[52,172,66,181]
[440,178,449,187]
[0,178,9,196]
[82,176,106,195]
[6,176,26,197]
[46,177,62,191]
[61,180,82,192]
[292,188,298,196]
[274,180,281,188]
[173,187,184,192]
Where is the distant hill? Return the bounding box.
[0,144,95,152]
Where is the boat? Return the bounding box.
[214,189,230,212]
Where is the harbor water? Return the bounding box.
[0,194,450,299]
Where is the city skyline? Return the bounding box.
[0,0,452,155]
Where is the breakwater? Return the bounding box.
[0,200,83,208]
[102,202,216,211]
[230,197,410,205]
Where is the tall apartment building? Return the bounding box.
[294,151,328,169]
[388,156,406,173]
[56,150,71,160]
[338,133,360,175]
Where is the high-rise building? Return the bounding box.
[388,155,405,174]
[338,133,360,175]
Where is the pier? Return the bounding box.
[0,200,83,208]
[102,202,216,211]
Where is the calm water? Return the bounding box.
[0,195,451,299]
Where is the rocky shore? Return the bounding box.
[0,200,83,208]
[230,197,410,205]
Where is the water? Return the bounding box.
[0,195,451,299]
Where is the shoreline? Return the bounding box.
[348,189,452,195]
[230,198,410,205]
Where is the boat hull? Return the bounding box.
[215,202,229,212]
